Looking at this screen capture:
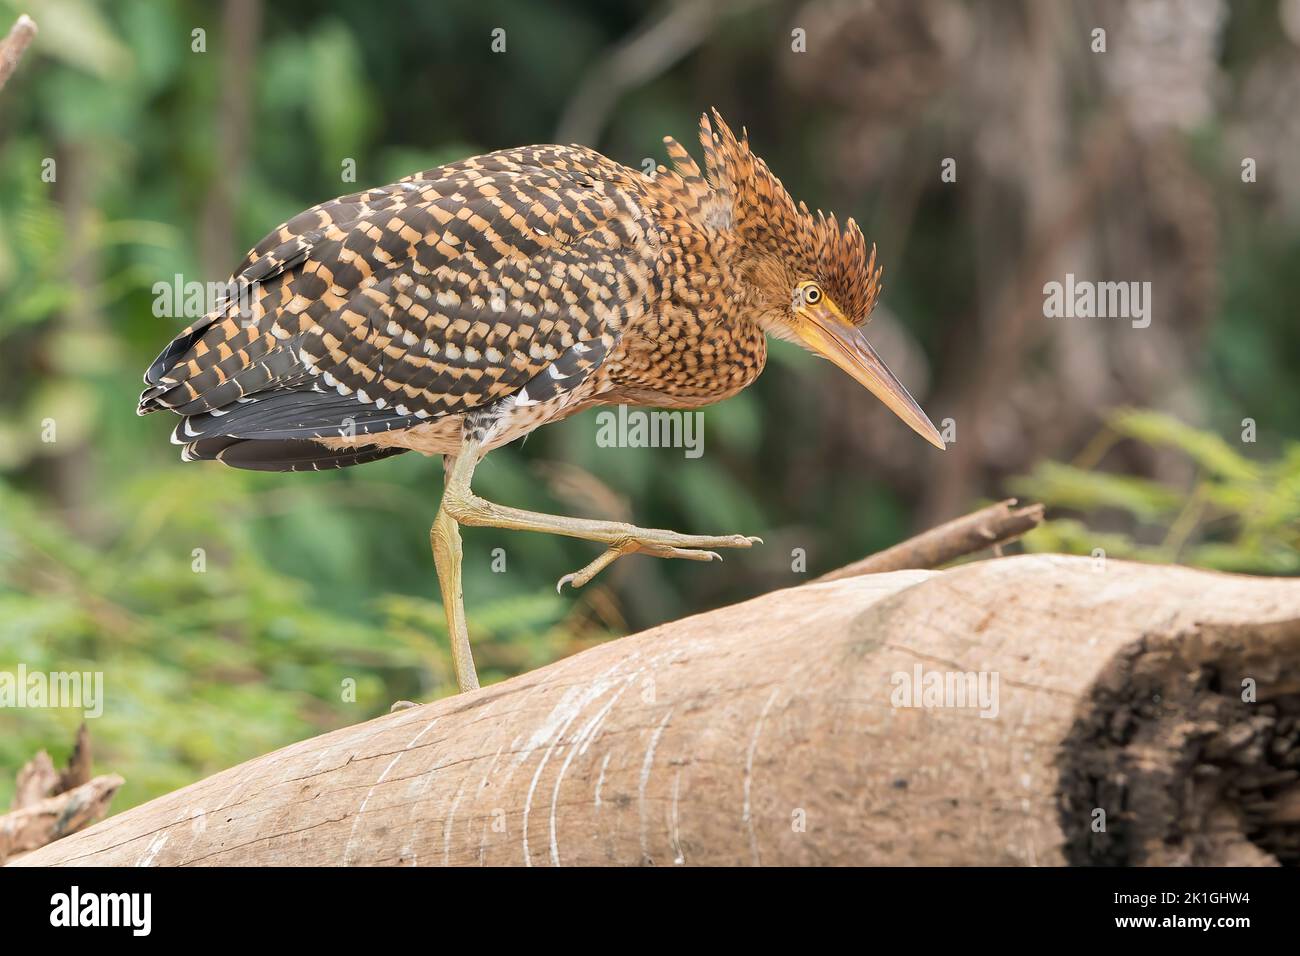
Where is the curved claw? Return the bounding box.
[642,545,723,563]
[661,549,722,562]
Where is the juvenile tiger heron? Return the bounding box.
[139,111,944,693]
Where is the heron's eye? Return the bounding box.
[802,284,821,304]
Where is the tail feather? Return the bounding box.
[182,435,407,472]
[171,388,420,443]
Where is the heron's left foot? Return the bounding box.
[555,529,762,591]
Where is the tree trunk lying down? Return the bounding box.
[12,554,1300,867]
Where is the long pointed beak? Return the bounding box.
[799,311,946,450]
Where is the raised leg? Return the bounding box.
[441,440,761,591]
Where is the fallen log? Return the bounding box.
[11,554,1300,867]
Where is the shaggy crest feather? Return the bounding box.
[683,109,883,326]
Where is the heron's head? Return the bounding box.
[662,110,945,450]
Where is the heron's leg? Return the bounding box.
[431,454,479,693]
[442,441,761,591]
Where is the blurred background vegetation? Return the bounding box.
[1,0,1297,812]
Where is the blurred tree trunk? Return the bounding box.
[782,0,1226,531]
[198,0,261,275]
[44,140,102,534]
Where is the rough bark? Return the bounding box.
[11,555,1299,867]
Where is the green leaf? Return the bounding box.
[1008,461,1184,523]
[1109,408,1259,482]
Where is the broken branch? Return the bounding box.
[815,498,1044,582]
[0,775,125,864]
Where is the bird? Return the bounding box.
[138,110,945,694]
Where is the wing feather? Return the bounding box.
[139,146,657,463]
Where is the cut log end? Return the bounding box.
[1058,620,1300,866]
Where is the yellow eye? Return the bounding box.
[790,280,821,310]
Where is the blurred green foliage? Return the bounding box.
[1015,409,1300,573]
